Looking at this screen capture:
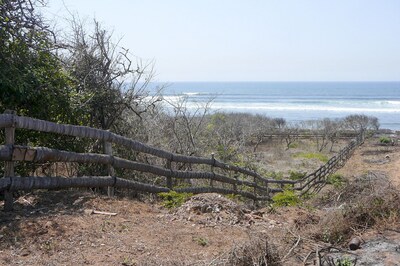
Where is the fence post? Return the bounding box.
[253,176,259,205]
[264,179,269,198]
[103,141,115,197]
[210,153,215,188]
[253,176,257,197]
[3,110,16,211]
[233,173,238,193]
[166,159,173,189]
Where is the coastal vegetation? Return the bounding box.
[0,1,381,182]
[1,1,398,265]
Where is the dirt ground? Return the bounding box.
[1,137,399,265]
[337,138,400,189]
[0,192,251,265]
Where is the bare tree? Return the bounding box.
[317,118,344,152]
[250,115,275,152]
[344,114,379,133]
[282,123,300,150]
[62,17,162,131]
[160,95,214,157]
[326,119,343,152]
[272,118,286,129]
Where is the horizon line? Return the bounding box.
[154,80,400,83]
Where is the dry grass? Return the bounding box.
[211,232,281,266]
[308,171,400,245]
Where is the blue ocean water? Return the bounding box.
[151,82,400,130]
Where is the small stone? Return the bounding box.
[73,197,84,206]
[84,209,93,215]
[21,250,30,256]
[45,221,53,228]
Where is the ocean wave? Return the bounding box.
[160,95,185,103]
[184,103,400,113]
[182,92,201,96]
[385,101,400,105]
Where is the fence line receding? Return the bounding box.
[0,113,364,211]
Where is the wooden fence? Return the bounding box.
[0,113,364,211]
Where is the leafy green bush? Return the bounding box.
[158,191,193,209]
[379,136,391,144]
[267,171,284,180]
[288,142,299,149]
[272,189,300,207]
[326,174,346,188]
[192,236,208,246]
[289,170,307,180]
[293,152,329,163]
[333,257,355,266]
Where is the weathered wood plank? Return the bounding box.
[104,141,115,197]
[3,112,15,211]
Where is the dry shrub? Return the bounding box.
[312,171,400,244]
[139,233,281,266]
[218,233,281,266]
[139,258,187,266]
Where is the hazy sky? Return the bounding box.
[42,1,400,82]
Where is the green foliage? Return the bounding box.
[301,192,316,201]
[321,227,345,244]
[0,39,74,120]
[0,1,88,176]
[0,1,74,123]
[326,174,346,188]
[293,152,329,163]
[217,144,238,162]
[287,142,299,149]
[158,191,193,209]
[268,171,284,180]
[272,189,300,207]
[335,257,354,266]
[121,256,136,266]
[379,136,391,144]
[289,170,306,180]
[206,113,226,132]
[192,236,208,246]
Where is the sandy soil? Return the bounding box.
[338,138,400,189]
[0,192,257,265]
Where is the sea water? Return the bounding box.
[150,82,400,130]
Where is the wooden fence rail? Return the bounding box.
[0,113,364,211]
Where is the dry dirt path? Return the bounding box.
[338,138,400,189]
[0,192,280,265]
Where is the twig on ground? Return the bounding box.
[84,209,117,216]
[303,250,313,265]
[22,197,34,206]
[316,245,320,266]
[281,234,301,262]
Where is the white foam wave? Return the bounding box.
[182,102,400,113]
[386,101,400,105]
[161,95,185,103]
[182,92,201,96]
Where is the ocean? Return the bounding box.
[150,82,400,130]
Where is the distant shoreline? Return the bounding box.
[151,81,400,130]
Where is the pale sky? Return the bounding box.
[42,0,400,82]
